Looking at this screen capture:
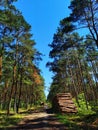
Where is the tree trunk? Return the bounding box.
[2,81,9,110]
[0,56,2,80]
[16,70,23,113]
[13,71,18,113]
[96,38,98,49]
[78,59,89,109]
[7,65,15,115]
[67,58,80,107]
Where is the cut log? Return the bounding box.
[52,93,77,113]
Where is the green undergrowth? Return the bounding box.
[0,111,23,128]
[56,93,98,130]
[56,112,98,130]
[0,112,23,128]
[0,106,42,129]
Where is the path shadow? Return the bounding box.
[3,114,67,130]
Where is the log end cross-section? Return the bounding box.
[52,93,77,113]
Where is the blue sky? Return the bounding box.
[15,0,71,96]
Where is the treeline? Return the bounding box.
[0,0,46,115]
[47,0,98,108]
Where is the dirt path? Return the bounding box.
[9,111,68,130]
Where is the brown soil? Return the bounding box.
[7,111,68,130]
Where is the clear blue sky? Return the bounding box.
[15,0,71,96]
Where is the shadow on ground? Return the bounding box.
[1,108,98,130]
[3,114,67,130]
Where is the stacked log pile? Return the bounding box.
[52,93,77,113]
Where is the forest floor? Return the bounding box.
[5,109,68,130]
[0,107,98,130]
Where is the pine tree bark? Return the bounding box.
[0,55,2,80]
[16,69,23,113]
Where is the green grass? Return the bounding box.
[56,114,81,130]
[0,110,25,128]
[0,114,23,128]
[56,112,98,130]
[0,106,39,129]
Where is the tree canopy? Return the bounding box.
[0,0,46,114]
[47,0,98,109]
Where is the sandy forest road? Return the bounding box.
[11,111,67,130]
